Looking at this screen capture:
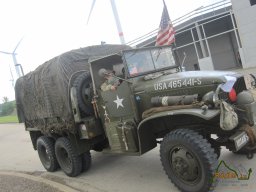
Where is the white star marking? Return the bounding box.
[113,95,124,109]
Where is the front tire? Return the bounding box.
[37,136,59,172]
[160,129,217,192]
[55,137,82,177]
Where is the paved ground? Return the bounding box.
[0,174,63,192]
[0,123,255,192]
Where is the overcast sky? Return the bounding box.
[0,0,218,102]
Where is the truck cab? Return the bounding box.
[87,46,177,154]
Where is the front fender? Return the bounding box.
[139,108,220,127]
[137,108,220,154]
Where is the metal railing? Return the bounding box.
[126,0,232,47]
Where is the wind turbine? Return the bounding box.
[87,0,125,44]
[8,63,15,87]
[0,38,24,78]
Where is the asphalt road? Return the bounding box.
[0,123,255,192]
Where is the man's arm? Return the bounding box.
[101,82,112,91]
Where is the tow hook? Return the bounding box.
[244,145,256,159]
[247,152,254,159]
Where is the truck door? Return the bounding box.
[100,81,135,119]
[90,54,139,153]
[99,81,139,153]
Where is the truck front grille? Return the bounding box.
[233,76,247,94]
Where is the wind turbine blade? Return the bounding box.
[0,51,12,55]
[87,0,97,24]
[13,37,24,53]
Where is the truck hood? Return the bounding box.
[133,70,239,93]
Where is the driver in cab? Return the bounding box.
[98,68,120,91]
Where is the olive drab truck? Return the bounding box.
[15,44,256,192]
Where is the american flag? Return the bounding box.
[155,1,175,46]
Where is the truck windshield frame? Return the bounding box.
[123,46,177,78]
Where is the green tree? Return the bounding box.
[2,96,9,103]
[0,101,15,116]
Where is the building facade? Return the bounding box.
[128,0,256,71]
[231,0,256,69]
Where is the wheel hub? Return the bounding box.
[170,146,200,183]
[173,157,188,173]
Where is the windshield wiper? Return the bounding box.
[155,47,163,62]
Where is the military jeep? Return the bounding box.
[15,45,256,192]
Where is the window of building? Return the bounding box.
[194,63,200,71]
[250,0,256,6]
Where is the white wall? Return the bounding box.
[209,33,239,70]
[231,0,256,68]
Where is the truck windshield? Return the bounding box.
[124,47,176,77]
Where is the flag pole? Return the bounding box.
[155,0,175,46]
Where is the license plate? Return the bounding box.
[232,131,249,151]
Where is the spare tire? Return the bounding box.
[73,72,93,115]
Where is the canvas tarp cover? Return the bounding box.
[15,44,130,133]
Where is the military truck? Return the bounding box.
[15,44,256,192]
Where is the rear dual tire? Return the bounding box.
[82,151,92,172]
[37,136,59,172]
[55,137,82,177]
[37,136,91,177]
[55,137,92,177]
